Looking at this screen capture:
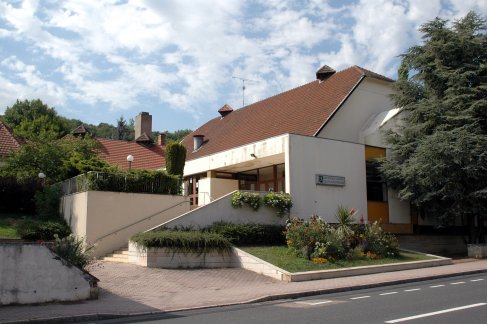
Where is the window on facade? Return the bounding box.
[366,160,387,202]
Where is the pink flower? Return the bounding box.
[360,213,364,224]
[350,208,356,215]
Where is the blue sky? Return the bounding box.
[0,0,485,132]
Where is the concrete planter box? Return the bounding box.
[467,244,487,259]
[128,241,234,268]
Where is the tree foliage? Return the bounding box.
[0,135,111,184]
[165,142,187,176]
[381,12,487,243]
[3,99,69,141]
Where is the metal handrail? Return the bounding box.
[92,199,190,245]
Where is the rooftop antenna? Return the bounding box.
[232,76,258,107]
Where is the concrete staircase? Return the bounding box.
[102,246,129,263]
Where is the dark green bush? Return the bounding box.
[130,230,232,254]
[34,183,62,219]
[51,234,94,269]
[165,142,187,176]
[204,222,285,246]
[0,176,39,214]
[15,218,71,241]
[85,170,180,194]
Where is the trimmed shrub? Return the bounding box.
[165,142,186,176]
[130,230,232,254]
[15,218,71,241]
[204,222,285,246]
[51,234,94,269]
[84,170,180,194]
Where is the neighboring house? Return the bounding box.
[73,112,166,171]
[180,65,412,233]
[0,120,25,167]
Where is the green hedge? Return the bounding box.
[15,218,71,241]
[130,230,232,254]
[204,222,286,246]
[79,170,180,194]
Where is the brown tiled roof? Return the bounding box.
[0,120,25,157]
[181,65,394,161]
[71,124,88,135]
[97,138,165,171]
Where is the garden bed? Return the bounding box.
[237,246,452,282]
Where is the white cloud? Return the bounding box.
[0,0,485,129]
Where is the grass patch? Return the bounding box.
[0,213,33,239]
[240,245,439,273]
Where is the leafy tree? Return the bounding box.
[380,12,487,243]
[3,99,69,141]
[0,135,111,184]
[165,142,187,176]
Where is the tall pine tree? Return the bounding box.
[381,12,487,243]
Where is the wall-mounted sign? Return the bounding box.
[316,174,345,187]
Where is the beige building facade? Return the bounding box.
[181,65,413,233]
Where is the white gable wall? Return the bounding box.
[317,78,394,144]
[287,134,368,222]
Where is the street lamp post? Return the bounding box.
[127,155,134,170]
[38,172,46,187]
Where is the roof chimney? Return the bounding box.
[218,104,233,118]
[193,134,204,151]
[135,112,152,142]
[157,133,166,146]
[316,65,336,81]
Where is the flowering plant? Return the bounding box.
[285,206,399,262]
[263,192,293,217]
[231,191,262,211]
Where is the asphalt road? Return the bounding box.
[89,273,487,324]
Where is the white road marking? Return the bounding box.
[350,296,370,300]
[295,300,333,306]
[404,288,421,292]
[450,282,465,285]
[430,285,445,288]
[471,279,484,282]
[385,303,487,323]
[380,292,398,296]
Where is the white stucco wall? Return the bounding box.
[184,134,288,176]
[150,191,285,230]
[317,78,394,143]
[287,134,368,222]
[0,244,94,305]
[61,191,190,257]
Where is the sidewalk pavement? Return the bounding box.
[1,258,487,323]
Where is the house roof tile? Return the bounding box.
[0,120,25,157]
[181,65,393,161]
[97,138,165,171]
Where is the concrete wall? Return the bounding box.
[198,177,239,206]
[184,134,288,176]
[150,191,285,230]
[287,134,368,222]
[128,242,235,268]
[61,191,190,258]
[0,244,96,305]
[317,78,394,143]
